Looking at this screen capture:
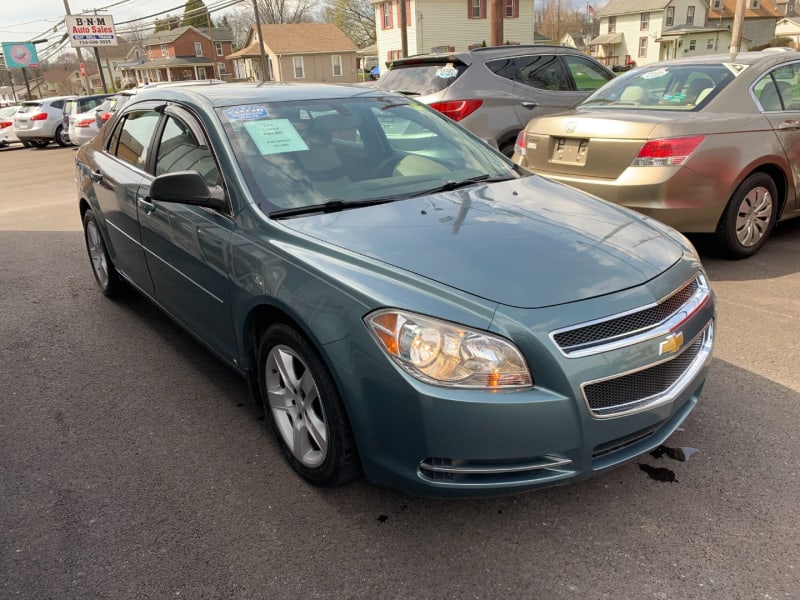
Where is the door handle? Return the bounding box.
[89,170,103,183]
[137,197,155,214]
[778,120,800,130]
[520,101,539,109]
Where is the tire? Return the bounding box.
[56,125,70,147]
[258,323,359,487]
[32,140,49,148]
[714,172,778,259]
[500,141,516,158]
[83,210,125,296]
[21,140,32,148]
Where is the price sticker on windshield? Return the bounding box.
[436,64,458,79]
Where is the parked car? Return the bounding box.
[76,82,715,497]
[376,45,615,155]
[62,93,114,145]
[68,105,106,147]
[513,51,800,258]
[0,105,22,147]
[14,96,72,147]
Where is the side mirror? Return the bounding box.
[150,171,227,211]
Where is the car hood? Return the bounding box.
[280,176,684,308]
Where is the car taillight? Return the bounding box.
[76,118,95,127]
[0,121,11,129]
[429,99,483,122]
[99,112,112,122]
[30,113,48,121]
[631,135,705,167]
[514,130,527,157]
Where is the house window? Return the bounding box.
[381,2,393,28]
[468,0,486,19]
[608,16,616,33]
[641,12,649,30]
[332,55,343,77]
[750,0,760,7]
[666,6,674,26]
[504,0,519,18]
[638,36,648,57]
[689,39,696,50]
[712,0,722,8]
[198,69,207,80]
[148,49,153,60]
[135,49,141,58]
[686,6,695,24]
[707,38,715,49]
[194,42,203,57]
[293,56,305,79]
[160,44,168,58]
[215,41,223,56]
[217,62,226,74]
[388,49,403,61]
[397,0,413,24]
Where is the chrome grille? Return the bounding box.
[583,328,707,417]
[552,277,701,355]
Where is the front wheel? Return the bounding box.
[56,125,70,147]
[258,323,359,487]
[714,172,778,259]
[83,210,125,296]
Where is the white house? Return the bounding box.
[372,0,536,71]
[708,0,781,49]
[592,0,710,67]
[775,15,800,45]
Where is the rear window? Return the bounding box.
[376,62,468,96]
[19,103,43,113]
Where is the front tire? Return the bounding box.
[56,125,70,147]
[714,172,778,259]
[83,210,124,296]
[258,323,359,487]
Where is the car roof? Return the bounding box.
[649,51,800,67]
[128,82,390,108]
[390,44,589,66]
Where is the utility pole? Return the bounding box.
[729,0,746,59]
[399,0,408,57]
[490,0,504,46]
[63,0,92,93]
[252,0,269,82]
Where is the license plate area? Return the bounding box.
[552,138,589,165]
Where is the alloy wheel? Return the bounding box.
[735,185,773,248]
[85,219,109,289]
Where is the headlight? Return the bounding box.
[365,309,533,389]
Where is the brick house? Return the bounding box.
[227,23,358,83]
[130,26,235,85]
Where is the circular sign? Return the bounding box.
[9,44,34,67]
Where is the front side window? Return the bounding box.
[155,115,221,188]
[666,6,674,26]
[108,110,161,168]
[332,55,343,77]
[293,56,305,79]
[194,42,203,57]
[564,55,613,91]
[641,13,650,30]
[687,6,695,24]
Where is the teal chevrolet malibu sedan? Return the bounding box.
[75,82,716,497]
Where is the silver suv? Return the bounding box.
[15,96,72,148]
[376,45,614,155]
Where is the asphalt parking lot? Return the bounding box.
[1,143,799,599]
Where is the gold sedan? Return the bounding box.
[513,52,800,258]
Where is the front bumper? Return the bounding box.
[329,265,715,497]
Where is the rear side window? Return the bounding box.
[377,62,467,95]
[51,100,65,110]
[563,55,613,91]
[107,110,161,168]
[515,55,569,91]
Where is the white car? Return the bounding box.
[68,104,106,146]
[0,105,22,147]
[15,96,72,147]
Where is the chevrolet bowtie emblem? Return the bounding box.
[659,332,684,356]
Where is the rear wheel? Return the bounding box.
[714,172,778,259]
[83,210,124,296]
[56,125,70,147]
[258,323,359,487]
[31,140,49,148]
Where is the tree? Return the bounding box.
[182,0,213,28]
[154,14,181,31]
[325,0,375,48]
[255,0,317,24]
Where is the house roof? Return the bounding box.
[129,56,214,70]
[195,27,234,42]
[598,0,670,17]
[229,23,357,59]
[589,32,624,45]
[708,0,781,19]
[143,26,209,48]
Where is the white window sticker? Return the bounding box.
[223,105,269,120]
[436,64,458,78]
[243,119,309,155]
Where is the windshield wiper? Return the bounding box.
[408,174,515,198]
[269,198,395,219]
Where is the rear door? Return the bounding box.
[511,54,586,127]
[88,105,162,294]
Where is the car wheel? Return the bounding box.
[32,140,49,148]
[55,125,69,147]
[258,323,359,487]
[83,210,124,296]
[714,172,778,259]
[500,142,516,157]
[21,140,32,148]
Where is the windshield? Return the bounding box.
[579,63,740,110]
[376,62,468,95]
[218,95,517,213]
